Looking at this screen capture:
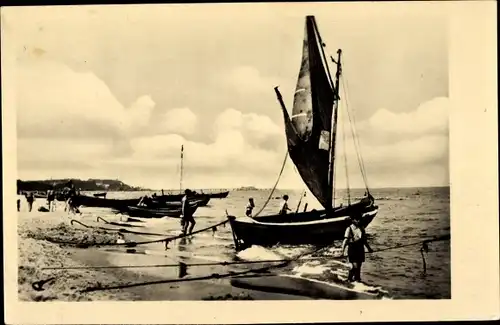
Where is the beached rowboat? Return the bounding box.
[123,205,200,219]
[72,194,210,211]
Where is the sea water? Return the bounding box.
[68,186,451,299]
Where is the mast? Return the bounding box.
[310,16,341,209]
[180,145,184,194]
[327,49,342,209]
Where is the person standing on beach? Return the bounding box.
[47,188,56,212]
[17,199,21,212]
[66,183,79,214]
[245,198,255,217]
[25,192,35,212]
[279,195,291,215]
[340,212,373,283]
[181,189,196,235]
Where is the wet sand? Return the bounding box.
[17,197,310,301]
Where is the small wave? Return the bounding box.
[292,263,329,276]
[236,245,284,261]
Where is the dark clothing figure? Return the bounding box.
[181,190,196,235]
[279,195,291,215]
[47,189,56,211]
[341,216,373,282]
[65,184,78,213]
[17,199,20,212]
[25,192,35,212]
[245,198,255,217]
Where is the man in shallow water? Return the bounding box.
[181,189,196,235]
[340,212,373,283]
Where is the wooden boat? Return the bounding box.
[227,16,378,250]
[93,192,107,198]
[123,204,200,219]
[155,191,228,201]
[72,194,210,210]
[207,190,230,199]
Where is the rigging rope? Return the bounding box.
[341,74,370,193]
[340,97,351,205]
[252,151,289,218]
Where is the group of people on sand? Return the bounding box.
[18,182,81,214]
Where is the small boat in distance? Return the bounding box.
[93,192,107,198]
[227,15,378,250]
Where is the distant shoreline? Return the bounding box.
[17,178,450,193]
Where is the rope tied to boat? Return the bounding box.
[55,218,230,248]
[30,233,450,292]
[34,240,329,294]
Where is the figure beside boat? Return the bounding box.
[340,212,373,283]
[181,189,197,235]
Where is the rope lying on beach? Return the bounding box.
[96,216,143,228]
[40,233,450,271]
[64,242,330,293]
[45,218,230,248]
[69,219,170,237]
[31,234,450,292]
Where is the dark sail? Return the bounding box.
[280,16,337,209]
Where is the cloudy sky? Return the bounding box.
[8,3,449,190]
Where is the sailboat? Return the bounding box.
[227,16,378,250]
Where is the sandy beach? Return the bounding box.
[17,197,311,301]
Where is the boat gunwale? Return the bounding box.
[233,208,378,227]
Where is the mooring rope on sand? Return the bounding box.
[48,218,231,248]
[70,219,170,237]
[41,234,450,271]
[33,241,329,293]
[31,234,450,293]
[96,216,143,228]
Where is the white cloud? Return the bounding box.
[16,57,155,138]
[214,108,283,147]
[127,95,157,131]
[128,123,280,173]
[360,96,449,137]
[158,107,198,135]
[222,66,283,94]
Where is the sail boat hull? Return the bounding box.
[227,202,378,250]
